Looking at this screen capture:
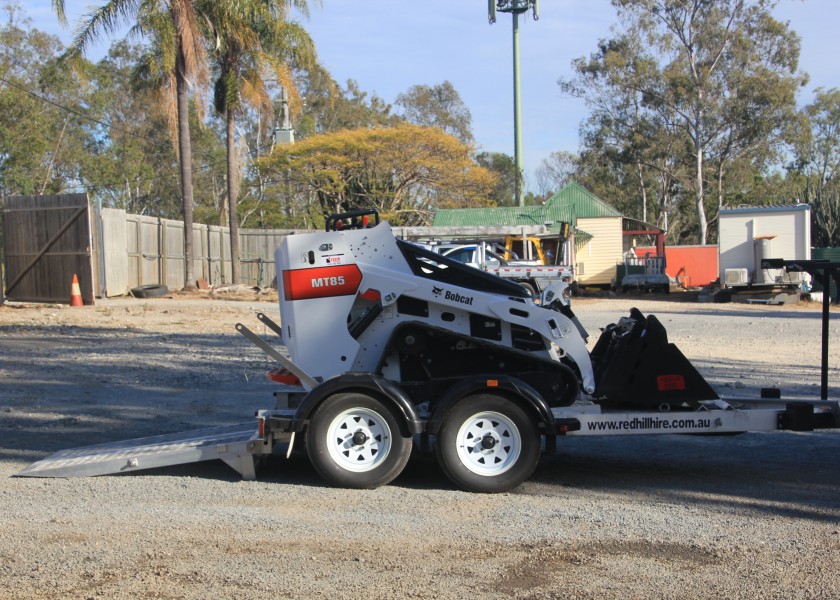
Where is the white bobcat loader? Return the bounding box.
[18,210,840,493]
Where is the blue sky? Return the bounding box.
[24,0,840,189]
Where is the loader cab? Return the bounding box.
[396,239,530,298]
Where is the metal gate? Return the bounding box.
[1,193,94,304]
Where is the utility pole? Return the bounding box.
[489,0,539,207]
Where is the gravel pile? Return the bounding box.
[1,295,838,599]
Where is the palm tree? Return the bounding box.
[202,0,317,284]
[53,0,208,291]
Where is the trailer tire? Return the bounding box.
[306,393,412,489]
[436,394,540,493]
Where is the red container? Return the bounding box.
[634,245,718,287]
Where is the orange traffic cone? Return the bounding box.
[70,274,83,306]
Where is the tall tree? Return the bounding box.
[297,75,398,136]
[395,81,474,144]
[705,2,805,215]
[561,34,683,228]
[79,41,184,216]
[794,88,840,246]
[53,0,209,290]
[563,0,804,244]
[202,0,317,284]
[260,124,496,225]
[0,6,79,196]
[476,151,517,206]
[535,151,578,198]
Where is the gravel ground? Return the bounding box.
[1,293,839,599]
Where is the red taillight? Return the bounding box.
[258,416,265,438]
[267,368,302,385]
[657,374,686,392]
[360,288,381,302]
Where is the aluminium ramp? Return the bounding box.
[15,422,261,480]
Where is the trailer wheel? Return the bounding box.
[436,394,539,493]
[306,393,411,489]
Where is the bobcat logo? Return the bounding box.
[432,286,443,297]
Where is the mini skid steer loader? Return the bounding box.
[236,210,751,493]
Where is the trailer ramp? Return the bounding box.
[15,423,262,480]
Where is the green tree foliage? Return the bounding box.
[297,75,399,137]
[562,0,805,244]
[395,81,474,144]
[77,41,185,217]
[476,151,518,206]
[0,6,227,218]
[259,124,497,226]
[0,5,88,196]
[202,0,317,283]
[54,0,210,289]
[562,33,681,229]
[188,111,227,224]
[534,151,578,198]
[794,88,840,246]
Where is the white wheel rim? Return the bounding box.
[325,407,392,473]
[455,411,521,477]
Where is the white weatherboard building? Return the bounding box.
[718,205,811,287]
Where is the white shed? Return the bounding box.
[718,205,811,287]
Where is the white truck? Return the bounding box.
[19,210,840,493]
[435,241,572,297]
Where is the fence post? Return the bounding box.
[158,217,165,287]
[95,198,106,297]
[205,224,211,286]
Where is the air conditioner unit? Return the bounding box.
[782,271,806,285]
[725,268,749,286]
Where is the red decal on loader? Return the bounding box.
[282,264,362,300]
[656,374,686,392]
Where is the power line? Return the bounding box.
[0,74,280,194]
[58,144,274,192]
[0,74,281,160]
[0,74,162,146]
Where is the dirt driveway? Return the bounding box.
[1,294,839,599]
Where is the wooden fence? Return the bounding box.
[2,195,553,301]
[1,194,95,303]
[95,211,551,296]
[93,208,304,295]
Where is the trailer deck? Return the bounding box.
[17,396,838,481]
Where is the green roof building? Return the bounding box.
[432,182,621,229]
[433,183,626,286]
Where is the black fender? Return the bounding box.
[289,373,423,436]
[426,375,557,435]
